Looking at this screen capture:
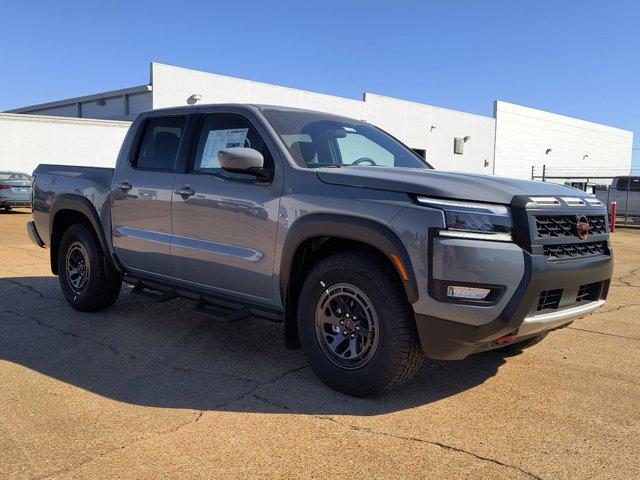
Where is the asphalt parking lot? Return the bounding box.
[1,209,638,479]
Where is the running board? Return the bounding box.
[131,282,179,302]
[124,276,283,324]
[195,298,250,323]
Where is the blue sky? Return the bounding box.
[1,0,638,168]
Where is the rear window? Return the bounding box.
[134,116,187,171]
[0,172,30,180]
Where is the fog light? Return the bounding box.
[447,286,491,300]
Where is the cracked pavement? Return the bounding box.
[0,209,639,479]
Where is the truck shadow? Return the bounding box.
[0,275,507,416]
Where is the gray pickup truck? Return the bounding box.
[28,104,613,396]
[594,176,640,223]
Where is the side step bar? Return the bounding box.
[195,298,250,323]
[131,281,179,302]
[126,277,282,324]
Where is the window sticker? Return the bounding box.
[200,128,249,169]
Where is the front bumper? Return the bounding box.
[415,250,612,360]
[518,299,605,337]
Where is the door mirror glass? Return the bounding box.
[218,147,266,178]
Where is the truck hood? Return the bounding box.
[316,167,588,204]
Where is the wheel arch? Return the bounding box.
[49,195,118,275]
[280,213,418,349]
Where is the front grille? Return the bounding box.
[535,215,606,238]
[537,289,563,311]
[544,241,607,260]
[577,282,601,302]
[534,282,604,315]
[587,216,607,234]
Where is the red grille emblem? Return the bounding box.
[575,215,590,240]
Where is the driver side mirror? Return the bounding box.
[218,147,268,180]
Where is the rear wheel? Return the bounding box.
[297,252,424,397]
[58,223,122,311]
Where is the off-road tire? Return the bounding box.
[297,252,424,397]
[58,223,122,311]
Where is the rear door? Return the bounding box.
[111,115,188,276]
[170,110,283,303]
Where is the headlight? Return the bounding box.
[416,196,512,242]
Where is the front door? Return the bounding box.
[170,111,282,303]
[111,114,188,277]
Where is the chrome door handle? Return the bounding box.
[175,185,195,198]
[116,181,132,191]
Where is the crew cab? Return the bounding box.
[27,104,613,396]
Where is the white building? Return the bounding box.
[0,114,130,175]
[2,62,633,179]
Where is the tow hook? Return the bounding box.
[494,332,518,345]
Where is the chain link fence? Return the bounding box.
[531,166,640,228]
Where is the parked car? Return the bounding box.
[27,105,613,396]
[0,171,32,211]
[594,176,640,223]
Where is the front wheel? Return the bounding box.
[297,252,424,397]
[58,223,122,311]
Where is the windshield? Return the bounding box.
[262,109,432,170]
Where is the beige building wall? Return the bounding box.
[150,63,494,173]
[151,63,366,119]
[4,63,634,180]
[0,113,130,174]
[364,93,495,174]
[494,101,633,180]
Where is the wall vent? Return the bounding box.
[454,137,464,155]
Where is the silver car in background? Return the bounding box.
[0,171,32,211]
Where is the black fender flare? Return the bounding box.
[49,194,119,274]
[280,213,419,304]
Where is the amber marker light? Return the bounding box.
[389,253,409,281]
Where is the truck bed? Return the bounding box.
[32,164,114,247]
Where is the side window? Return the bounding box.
[192,113,274,180]
[618,177,640,191]
[336,131,395,167]
[135,116,187,171]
